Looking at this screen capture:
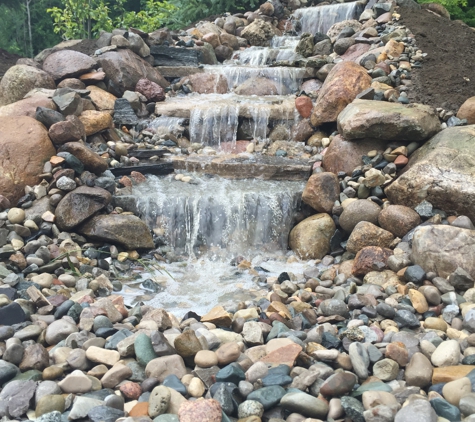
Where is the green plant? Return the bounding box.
[418,0,475,26]
[47,0,113,39]
[117,0,176,32]
[167,0,259,29]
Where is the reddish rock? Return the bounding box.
[295,96,313,118]
[352,246,393,277]
[234,76,277,96]
[43,50,97,80]
[119,176,133,187]
[135,78,165,102]
[129,402,149,417]
[260,343,302,367]
[0,96,56,118]
[320,371,357,397]
[385,342,409,367]
[59,142,108,175]
[202,33,220,48]
[178,399,222,422]
[322,135,385,176]
[378,205,421,238]
[120,382,142,400]
[187,73,229,94]
[291,118,314,142]
[457,96,475,124]
[130,171,147,184]
[340,43,371,62]
[310,61,372,127]
[49,115,86,145]
[394,155,409,167]
[0,116,56,204]
[9,252,26,269]
[79,71,106,82]
[302,172,340,214]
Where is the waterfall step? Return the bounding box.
[172,154,311,180]
[110,162,174,177]
[156,66,204,79]
[155,94,296,120]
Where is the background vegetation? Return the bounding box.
[0,0,473,58]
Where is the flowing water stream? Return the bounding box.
[125,2,362,314]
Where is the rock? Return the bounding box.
[322,134,385,175]
[372,358,399,381]
[311,61,372,127]
[58,142,108,174]
[80,214,154,249]
[0,95,57,118]
[386,126,475,221]
[19,343,49,371]
[352,246,393,277]
[88,405,124,422]
[43,50,97,80]
[295,95,313,118]
[187,73,228,94]
[136,78,165,102]
[86,346,120,366]
[457,96,475,124]
[378,205,421,238]
[195,350,218,368]
[68,396,104,420]
[35,395,65,417]
[302,172,340,214]
[442,377,471,406]
[0,116,55,204]
[149,385,170,417]
[79,110,113,136]
[280,392,329,419]
[145,355,187,382]
[0,65,55,105]
[346,221,394,254]
[431,340,460,367]
[0,360,19,384]
[45,319,79,345]
[339,199,381,233]
[87,85,117,112]
[178,399,222,422]
[113,98,138,125]
[289,213,336,259]
[234,77,278,96]
[238,400,264,418]
[55,186,111,230]
[174,330,202,362]
[241,19,279,46]
[0,380,37,418]
[320,372,357,397]
[58,369,92,393]
[411,225,475,279]
[394,399,437,422]
[49,115,85,145]
[97,49,169,97]
[337,100,440,142]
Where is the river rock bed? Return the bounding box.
[1,0,475,421]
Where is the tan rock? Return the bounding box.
[201,306,232,327]
[289,213,335,259]
[405,352,433,387]
[310,61,372,127]
[87,85,117,113]
[260,343,302,367]
[186,73,228,94]
[79,110,113,135]
[378,205,421,238]
[442,377,471,406]
[0,116,56,204]
[409,289,429,313]
[145,355,187,382]
[101,363,133,388]
[216,342,242,366]
[85,346,120,366]
[432,365,475,383]
[346,221,394,254]
[178,399,222,422]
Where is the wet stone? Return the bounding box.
[216,363,246,385]
[341,396,365,422]
[162,374,187,395]
[247,385,286,410]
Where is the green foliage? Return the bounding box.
[417,0,475,26]
[47,0,113,39]
[167,0,259,28]
[118,0,176,32]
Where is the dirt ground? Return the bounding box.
[0,48,21,79]
[399,7,475,113]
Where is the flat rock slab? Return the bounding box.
[157,66,204,78]
[172,155,311,180]
[150,46,203,67]
[155,94,296,120]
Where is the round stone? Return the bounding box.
[378,205,421,237]
[339,199,381,233]
[7,208,25,224]
[238,400,264,418]
[194,350,218,368]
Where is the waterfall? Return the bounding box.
[134,174,305,257]
[294,2,362,35]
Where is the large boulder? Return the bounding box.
[234,76,278,96]
[0,116,56,204]
[80,214,155,249]
[42,50,97,80]
[385,125,475,221]
[96,49,169,97]
[289,213,335,259]
[337,100,441,142]
[457,96,475,124]
[240,19,279,46]
[310,61,372,127]
[322,135,385,176]
[0,65,56,106]
[55,186,112,231]
[412,225,475,279]
[0,96,56,118]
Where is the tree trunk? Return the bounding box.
[87,0,91,39]
[25,0,33,57]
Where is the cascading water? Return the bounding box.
[294,2,363,35]
[123,174,307,316]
